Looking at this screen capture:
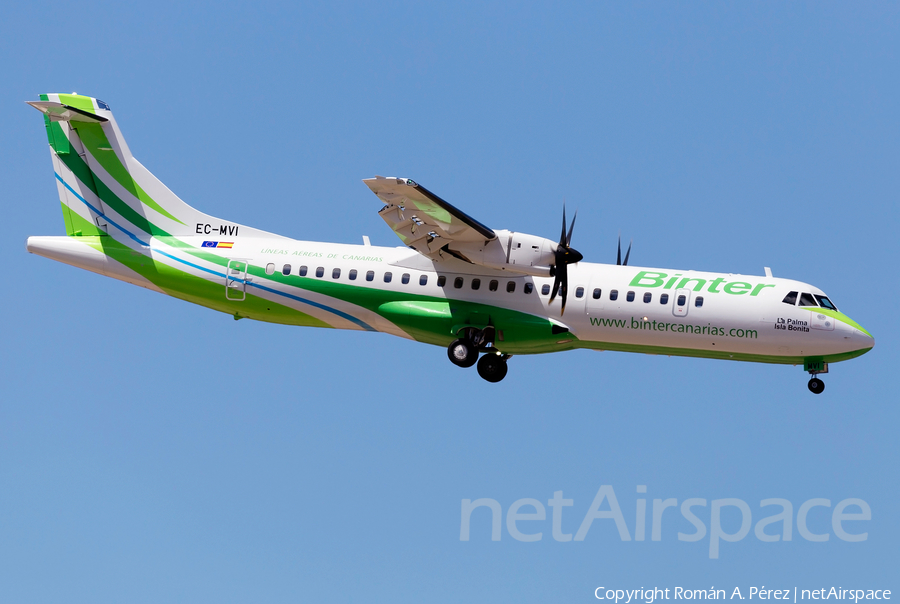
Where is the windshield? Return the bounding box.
[814,294,837,311]
[799,292,818,307]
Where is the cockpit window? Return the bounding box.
[798,292,818,307]
[814,294,837,311]
[782,291,798,305]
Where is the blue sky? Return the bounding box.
[2,2,898,602]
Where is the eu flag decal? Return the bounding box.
[202,241,218,248]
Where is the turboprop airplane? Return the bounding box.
[25,94,874,392]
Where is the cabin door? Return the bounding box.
[672,288,690,317]
[226,259,249,301]
[585,275,606,316]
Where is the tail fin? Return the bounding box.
[28,93,275,240]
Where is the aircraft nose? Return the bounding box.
[849,318,874,351]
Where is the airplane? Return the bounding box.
[25,93,874,393]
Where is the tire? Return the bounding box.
[477,354,508,383]
[808,378,825,394]
[447,339,478,368]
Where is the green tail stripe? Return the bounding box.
[64,201,108,237]
[55,137,170,237]
[57,94,95,112]
[53,136,236,271]
[70,122,185,225]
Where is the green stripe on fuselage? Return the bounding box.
[572,337,871,366]
[80,236,330,328]
[805,307,871,337]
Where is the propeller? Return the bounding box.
[548,206,583,315]
[616,234,632,266]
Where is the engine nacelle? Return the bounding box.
[447,230,558,277]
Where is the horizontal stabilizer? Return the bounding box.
[26,101,108,123]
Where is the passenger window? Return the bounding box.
[677,294,686,306]
[471,278,481,290]
[575,287,584,298]
[401,273,410,284]
[660,293,669,304]
[643,292,652,303]
[384,272,393,283]
[489,280,499,291]
[299,265,308,277]
[437,275,447,287]
[541,284,551,296]
[626,291,635,302]
[524,283,534,294]
[454,277,464,289]
[349,269,357,281]
[332,268,341,279]
[507,281,516,293]
[695,296,704,307]
[265,263,275,275]
[782,291,798,305]
[815,295,837,310]
[282,264,291,276]
[315,267,324,278]
[610,290,619,301]
[366,270,375,282]
[592,288,601,300]
[419,275,428,286]
[799,292,818,307]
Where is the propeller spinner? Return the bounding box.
[548,206,583,315]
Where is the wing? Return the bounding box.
[363,177,496,259]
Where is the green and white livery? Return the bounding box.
[26,94,874,392]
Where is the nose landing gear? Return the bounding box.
[804,360,828,395]
[808,377,825,394]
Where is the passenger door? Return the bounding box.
[673,288,690,317]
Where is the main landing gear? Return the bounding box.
[446,327,511,383]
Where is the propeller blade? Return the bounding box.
[548,264,562,305]
[549,204,579,315]
[623,239,632,266]
[558,260,568,315]
[566,210,577,247]
[617,235,622,265]
[560,206,568,246]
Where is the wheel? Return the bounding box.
[477,353,508,383]
[808,377,825,394]
[447,339,478,368]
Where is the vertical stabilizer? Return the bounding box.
[28,93,278,241]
